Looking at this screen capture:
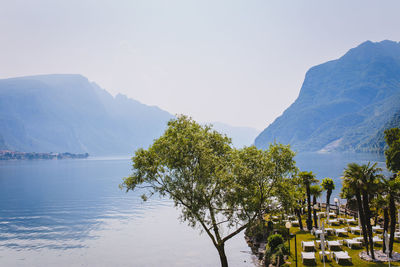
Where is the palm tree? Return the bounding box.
[310,184,322,228]
[342,162,382,260]
[384,128,400,256]
[299,171,318,231]
[321,177,335,208]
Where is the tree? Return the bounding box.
[299,171,318,231]
[385,128,400,172]
[341,162,382,259]
[310,184,322,228]
[384,128,400,257]
[120,116,296,267]
[321,178,335,208]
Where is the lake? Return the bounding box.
[0,152,388,266]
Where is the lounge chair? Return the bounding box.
[333,251,352,264]
[334,228,348,236]
[343,239,362,248]
[372,225,383,233]
[301,252,316,264]
[301,241,316,252]
[345,218,357,225]
[372,236,383,244]
[349,226,361,234]
[328,219,339,226]
[326,240,341,250]
[319,251,331,261]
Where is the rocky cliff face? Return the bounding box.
[255,40,400,152]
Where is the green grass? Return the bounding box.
[283,216,400,266]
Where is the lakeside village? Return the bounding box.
[0,150,89,160]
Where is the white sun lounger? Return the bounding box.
[328,219,339,226]
[301,252,316,264]
[373,236,383,243]
[345,218,357,224]
[334,228,348,236]
[326,240,341,250]
[333,251,352,263]
[301,241,315,251]
[319,251,331,260]
[372,225,383,232]
[349,226,361,234]
[344,239,362,248]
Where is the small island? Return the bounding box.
[0,150,89,160]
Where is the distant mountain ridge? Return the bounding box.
[0,74,173,155]
[210,122,259,148]
[255,40,400,152]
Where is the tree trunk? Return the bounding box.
[313,195,318,228]
[383,207,389,253]
[389,192,396,258]
[295,208,304,231]
[362,191,375,259]
[326,190,332,209]
[306,185,312,231]
[355,191,369,255]
[217,243,228,267]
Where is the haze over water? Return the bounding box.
[0,152,387,266]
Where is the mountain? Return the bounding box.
[210,122,259,148]
[255,40,400,152]
[0,74,173,155]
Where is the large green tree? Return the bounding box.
[298,171,318,231]
[120,116,296,267]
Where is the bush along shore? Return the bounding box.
[0,150,89,160]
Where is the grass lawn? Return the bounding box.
[282,215,400,266]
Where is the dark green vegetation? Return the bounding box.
[0,74,173,155]
[121,116,296,267]
[255,40,400,153]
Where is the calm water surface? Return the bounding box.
[0,152,387,266]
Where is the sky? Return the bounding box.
[1,0,400,130]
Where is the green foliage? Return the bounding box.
[321,177,335,191]
[264,234,288,266]
[245,219,271,243]
[121,115,297,267]
[310,184,322,198]
[299,171,318,187]
[385,128,400,173]
[267,234,284,249]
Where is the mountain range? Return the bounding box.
[255,40,400,153]
[0,74,258,155]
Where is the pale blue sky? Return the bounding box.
[1,0,399,129]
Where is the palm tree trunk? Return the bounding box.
[362,191,375,259]
[383,207,389,253]
[356,190,369,255]
[306,185,312,231]
[313,195,318,228]
[326,190,332,209]
[295,208,304,231]
[389,192,396,258]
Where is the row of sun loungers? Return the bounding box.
[301,251,352,264]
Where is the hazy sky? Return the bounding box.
[1,0,399,130]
